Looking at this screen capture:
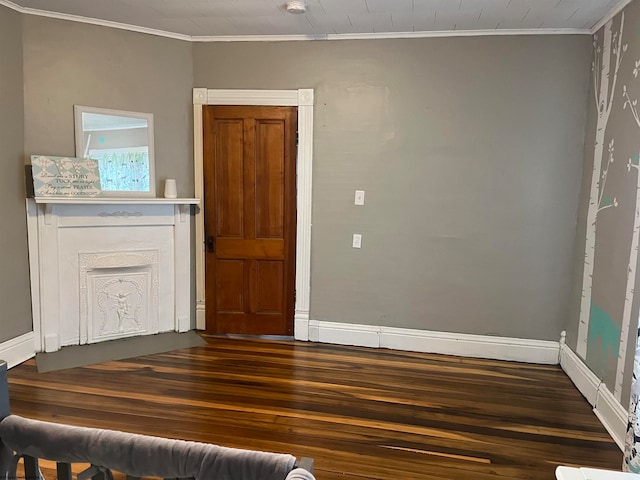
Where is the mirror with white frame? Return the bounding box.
[74,105,155,196]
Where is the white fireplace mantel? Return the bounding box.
[26,197,200,353]
[33,197,199,225]
[33,197,199,204]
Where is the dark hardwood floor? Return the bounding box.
[6,336,622,480]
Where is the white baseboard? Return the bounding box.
[559,342,600,406]
[26,199,42,353]
[195,304,205,330]
[307,320,560,364]
[560,343,627,450]
[595,384,627,450]
[0,332,36,368]
[381,326,560,364]
[294,311,310,341]
[309,320,380,347]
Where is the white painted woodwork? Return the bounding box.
[78,249,159,344]
[26,199,198,352]
[308,320,561,364]
[560,340,627,451]
[25,200,42,353]
[33,197,199,205]
[0,332,36,369]
[192,99,205,331]
[560,334,601,406]
[594,383,627,451]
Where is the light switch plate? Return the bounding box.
[352,234,362,248]
[355,190,365,206]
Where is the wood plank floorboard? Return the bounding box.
[5,336,622,480]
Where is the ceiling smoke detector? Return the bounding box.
[285,0,307,14]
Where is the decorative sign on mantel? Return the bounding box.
[30,155,101,197]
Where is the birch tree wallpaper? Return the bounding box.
[573,0,640,470]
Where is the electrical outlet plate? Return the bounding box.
[355,190,365,206]
[352,234,362,248]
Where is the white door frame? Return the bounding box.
[192,88,314,340]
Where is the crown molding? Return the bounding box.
[327,28,589,40]
[591,0,634,33]
[0,0,191,41]
[192,34,325,42]
[0,0,594,42]
[0,0,21,12]
[192,28,590,42]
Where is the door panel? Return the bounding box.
[255,120,285,239]
[215,260,244,313]
[214,120,244,238]
[256,261,283,313]
[215,238,284,259]
[203,105,297,335]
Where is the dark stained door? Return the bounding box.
[203,106,297,335]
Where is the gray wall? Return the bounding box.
[195,36,591,340]
[566,0,640,405]
[22,16,195,197]
[2,11,597,349]
[0,5,31,343]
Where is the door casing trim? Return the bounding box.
[193,88,313,340]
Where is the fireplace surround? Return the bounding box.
[26,197,199,353]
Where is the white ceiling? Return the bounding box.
[2,0,627,40]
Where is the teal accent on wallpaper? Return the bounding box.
[602,195,617,208]
[588,303,621,359]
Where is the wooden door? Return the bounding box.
[203,106,297,335]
